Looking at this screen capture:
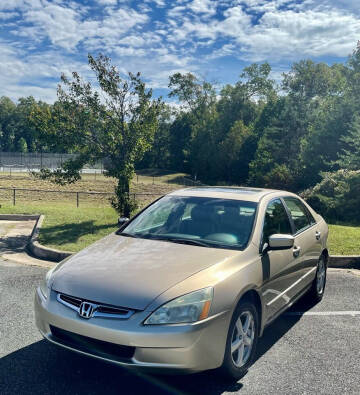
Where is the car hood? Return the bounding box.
[51,233,240,310]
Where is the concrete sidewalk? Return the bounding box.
[0,220,53,267]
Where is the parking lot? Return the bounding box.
[0,259,359,395]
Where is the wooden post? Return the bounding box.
[76,192,79,207]
[13,188,16,206]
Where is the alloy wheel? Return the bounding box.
[316,259,326,295]
[230,310,255,368]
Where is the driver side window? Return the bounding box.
[262,199,292,244]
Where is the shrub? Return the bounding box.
[302,169,360,223]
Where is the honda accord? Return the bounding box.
[35,187,328,379]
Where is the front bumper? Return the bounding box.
[34,288,231,373]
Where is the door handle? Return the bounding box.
[293,246,301,258]
[315,231,321,241]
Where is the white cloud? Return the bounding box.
[0,0,43,11]
[20,3,149,51]
[207,43,236,59]
[238,9,360,61]
[114,46,146,57]
[167,6,251,43]
[0,0,23,11]
[323,0,360,16]
[1,0,360,102]
[167,3,360,62]
[238,0,290,13]
[111,45,198,89]
[24,4,84,50]
[188,0,217,16]
[167,6,186,18]
[97,0,118,5]
[0,40,89,102]
[0,11,19,19]
[145,0,166,8]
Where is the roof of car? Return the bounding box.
[168,186,287,202]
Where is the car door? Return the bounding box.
[260,198,300,321]
[282,197,322,293]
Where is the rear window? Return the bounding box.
[283,197,315,233]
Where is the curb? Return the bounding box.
[1,213,73,262]
[0,214,40,221]
[28,215,73,262]
[329,255,360,269]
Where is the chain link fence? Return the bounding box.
[0,152,207,208]
[0,187,163,208]
[0,152,206,187]
[0,151,103,172]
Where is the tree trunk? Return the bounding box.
[112,173,136,217]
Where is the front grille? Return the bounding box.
[50,325,135,362]
[59,294,82,308]
[57,293,134,319]
[96,305,130,315]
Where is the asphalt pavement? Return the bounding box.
[0,259,359,395]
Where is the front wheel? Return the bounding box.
[219,301,259,380]
[308,255,327,302]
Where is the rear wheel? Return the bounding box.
[308,255,327,302]
[219,301,259,380]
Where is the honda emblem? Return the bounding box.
[79,302,94,319]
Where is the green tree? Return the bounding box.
[168,73,216,115]
[168,113,193,172]
[338,115,360,170]
[16,97,44,152]
[249,59,348,190]
[168,72,218,180]
[282,60,346,100]
[0,96,16,151]
[216,120,255,184]
[31,54,162,216]
[137,104,172,169]
[248,96,302,190]
[303,170,360,223]
[299,49,360,186]
[16,137,28,153]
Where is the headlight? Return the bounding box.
[39,268,54,300]
[144,287,213,325]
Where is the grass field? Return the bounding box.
[0,169,191,207]
[0,202,119,252]
[328,224,360,255]
[0,169,193,252]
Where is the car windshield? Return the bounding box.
[120,196,257,250]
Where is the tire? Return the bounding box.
[219,301,259,380]
[308,255,327,303]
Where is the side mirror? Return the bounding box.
[268,234,294,250]
[118,217,130,228]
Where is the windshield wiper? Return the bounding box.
[165,238,211,247]
[119,232,241,249]
[118,232,139,238]
[124,233,211,247]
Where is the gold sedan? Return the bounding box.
[35,187,328,379]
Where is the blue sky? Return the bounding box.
[1,0,360,103]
